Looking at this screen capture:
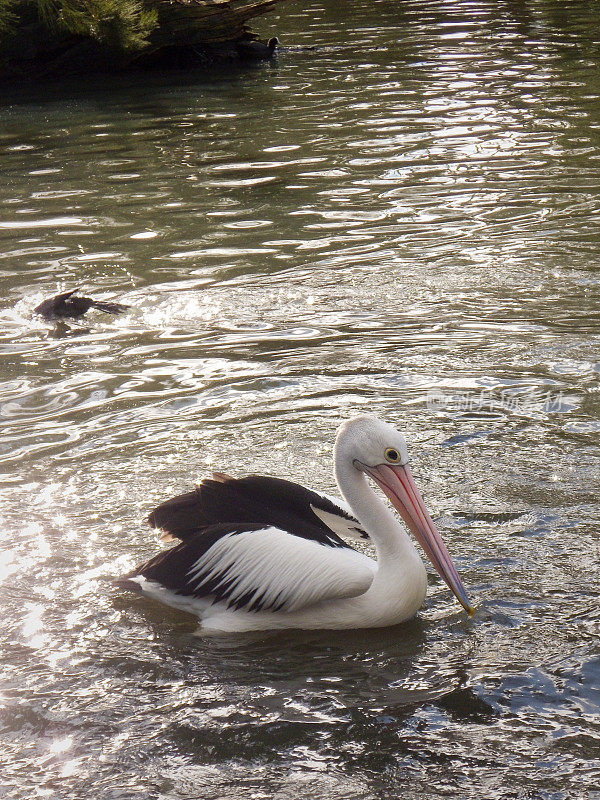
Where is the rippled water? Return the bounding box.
[1,1,600,798]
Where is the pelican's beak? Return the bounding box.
[361,462,474,616]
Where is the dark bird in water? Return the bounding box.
[34,289,130,321]
[236,36,279,60]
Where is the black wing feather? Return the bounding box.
[146,474,366,547]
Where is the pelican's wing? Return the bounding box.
[147,475,369,544]
[120,523,375,613]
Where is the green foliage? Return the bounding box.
[0,0,281,77]
[0,0,17,37]
[38,0,158,53]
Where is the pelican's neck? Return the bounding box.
[334,451,419,564]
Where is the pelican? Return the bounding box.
[117,416,473,633]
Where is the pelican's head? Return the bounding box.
[335,415,410,467]
[335,415,474,616]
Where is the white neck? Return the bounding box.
[334,451,420,565]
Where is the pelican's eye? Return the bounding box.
[384,448,401,463]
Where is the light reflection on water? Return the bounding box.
[1,1,600,798]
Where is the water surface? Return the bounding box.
[1,1,599,798]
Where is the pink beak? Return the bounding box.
[361,462,474,616]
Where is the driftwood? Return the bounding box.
[153,0,278,44]
[0,0,284,81]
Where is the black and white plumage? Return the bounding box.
[118,417,473,633]
[34,288,130,321]
[146,474,369,545]
[120,476,373,615]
